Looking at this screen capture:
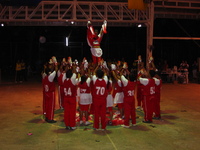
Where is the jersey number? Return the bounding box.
[64,88,72,96]
[96,87,105,95]
[44,85,49,92]
[80,89,87,93]
[127,90,134,96]
[150,87,155,95]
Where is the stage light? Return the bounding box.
[71,21,74,24]
[66,37,69,46]
[39,36,46,43]
[137,24,142,28]
[1,23,4,27]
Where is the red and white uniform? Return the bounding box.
[89,79,95,115]
[87,21,107,64]
[77,77,92,111]
[106,80,114,112]
[62,73,78,128]
[136,80,143,108]
[92,75,108,130]
[121,75,137,126]
[42,71,56,120]
[57,70,64,109]
[113,80,124,109]
[139,78,156,122]
[153,78,162,118]
[137,69,145,108]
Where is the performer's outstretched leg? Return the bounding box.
[92,55,97,64]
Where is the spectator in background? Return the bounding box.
[162,60,168,73]
[15,59,22,83]
[181,61,189,84]
[192,61,198,81]
[21,59,27,82]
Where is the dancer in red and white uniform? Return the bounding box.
[42,56,58,123]
[92,64,108,130]
[106,77,114,125]
[77,74,92,126]
[57,59,67,109]
[87,20,107,64]
[153,72,162,119]
[111,65,124,119]
[139,70,156,123]
[62,64,79,130]
[120,63,137,128]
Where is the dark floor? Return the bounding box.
[0,77,200,150]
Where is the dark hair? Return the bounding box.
[66,69,73,78]
[149,70,156,78]
[129,70,137,81]
[96,69,104,78]
[44,68,51,75]
[80,75,87,84]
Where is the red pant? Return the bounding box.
[93,98,107,129]
[124,97,136,126]
[44,92,55,120]
[58,86,64,108]
[142,95,154,122]
[92,55,101,64]
[153,93,161,118]
[137,88,142,107]
[64,97,76,127]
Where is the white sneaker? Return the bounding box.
[71,127,76,130]
[121,125,130,128]
[132,124,137,127]
[80,120,84,125]
[85,121,92,126]
[94,128,100,131]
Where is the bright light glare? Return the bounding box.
[137,24,142,28]
[66,37,68,46]
[1,23,4,27]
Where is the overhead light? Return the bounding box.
[66,37,69,46]
[1,23,5,27]
[137,24,142,28]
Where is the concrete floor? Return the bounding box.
[0,79,200,150]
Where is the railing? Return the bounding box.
[0,1,151,26]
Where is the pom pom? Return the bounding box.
[52,56,57,63]
[122,62,128,69]
[49,59,53,64]
[111,64,116,71]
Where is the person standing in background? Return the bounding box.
[21,59,27,82]
[15,59,22,83]
[192,60,198,81]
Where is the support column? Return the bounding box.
[146,1,154,70]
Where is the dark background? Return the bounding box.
[0,18,200,79]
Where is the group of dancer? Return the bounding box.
[42,54,162,130]
[42,20,162,131]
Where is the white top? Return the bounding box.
[153,77,161,86]
[139,78,149,86]
[92,75,108,84]
[121,75,128,87]
[62,73,78,85]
